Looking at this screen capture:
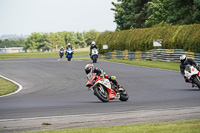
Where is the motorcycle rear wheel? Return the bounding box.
[94,86,109,102]
[119,90,129,101]
[193,75,200,89]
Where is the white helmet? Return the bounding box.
[91,41,95,45]
[67,43,71,46]
[85,64,94,74]
[180,55,187,63]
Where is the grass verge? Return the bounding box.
[0,77,17,96]
[72,58,180,71]
[105,59,180,71]
[0,48,89,59]
[29,120,200,133]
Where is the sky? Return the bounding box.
[0,0,118,36]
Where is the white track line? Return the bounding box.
[0,75,22,98]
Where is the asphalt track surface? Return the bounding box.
[0,57,200,132]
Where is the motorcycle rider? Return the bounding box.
[66,43,72,50]
[90,41,98,58]
[60,46,64,52]
[59,46,64,56]
[85,64,123,90]
[180,54,200,83]
[66,43,73,57]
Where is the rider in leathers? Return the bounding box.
[180,55,200,82]
[66,43,72,50]
[66,43,73,57]
[60,46,64,52]
[85,64,122,89]
[90,41,98,58]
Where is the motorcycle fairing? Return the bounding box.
[86,73,117,100]
[91,48,98,56]
[184,65,199,79]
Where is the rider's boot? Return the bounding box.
[117,84,125,92]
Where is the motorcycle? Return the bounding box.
[184,65,200,89]
[59,50,64,58]
[66,48,73,61]
[86,73,129,102]
[91,48,98,63]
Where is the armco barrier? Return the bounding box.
[112,50,117,59]
[128,51,135,60]
[117,50,123,60]
[135,51,142,60]
[123,50,129,60]
[151,49,166,61]
[99,49,200,64]
[195,53,200,64]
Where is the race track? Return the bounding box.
[0,58,200,132]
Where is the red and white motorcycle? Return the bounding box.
[86,73,129,102]
[184,65,200,89]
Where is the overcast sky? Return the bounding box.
[0,0,118,36]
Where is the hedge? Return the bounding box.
[96,24,200,53]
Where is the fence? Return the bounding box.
[99,49,200,64]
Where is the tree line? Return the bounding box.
[0,30,100,51]
[112,0,200,30]
[0,39,25,48]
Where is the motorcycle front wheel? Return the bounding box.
[92,56,97,63]
[94,86,109,102]
[193,75,200,89]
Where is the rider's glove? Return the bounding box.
[100,73,104,77]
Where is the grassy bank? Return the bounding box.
[0,78,17,96]
[105,59,180,71]
[29,120,200,133]
[71,57,180,71]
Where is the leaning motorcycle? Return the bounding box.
[91,48,98,63]
[184,65,200,89]
[59,50,64,58]
[66,48,73,61]
[86,73,129,102]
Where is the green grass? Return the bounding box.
[68,57,180,71]
[29,120,200,133]
[105,59,180,71]
[0,78,17,96]
[0,48,89,59]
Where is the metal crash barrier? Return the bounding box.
[99,49,200,64]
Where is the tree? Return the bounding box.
[48,33,65,51]
[193,0,200,23]
[74,32,86,48]
[24,33,42,51]
[85,30,100,46]
[145,0,170,27]
[112,0,149,30]
[112,0,200,29]
[39,33,51,51]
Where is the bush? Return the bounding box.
[96,24,200,53]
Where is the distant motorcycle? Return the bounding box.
[184,65,200,89]
[86,73,129,102]
[59,50,64,58]
[66,48,73,61]
[91,48,98,63]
